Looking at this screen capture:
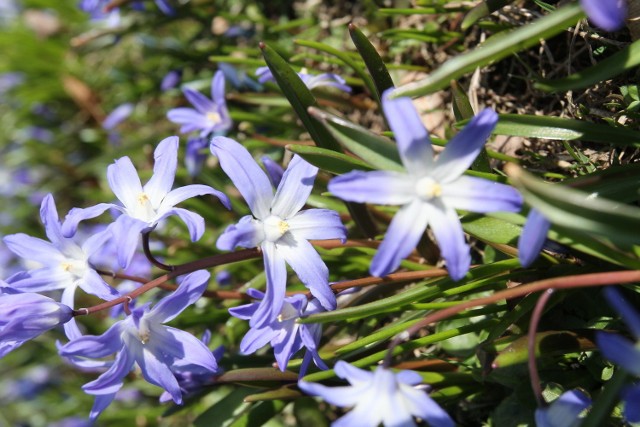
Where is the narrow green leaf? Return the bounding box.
[260,43,341,152]
[507,165,640,247]
[307,107,403,171]
[392,3,584,97]
[348,23,395,100]
[286,143,374,174]
[244,386,301,402]
[461,0,514,30]
[492,114,640,147]
[536,39,640,92]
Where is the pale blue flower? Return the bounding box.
[299,361,454,427]
[102,103,134,130]
[535,390,591,427]
[256,66,351,93]
[167,71,232,137]
[161,70,182,91]
[61,136,230,268]
[580,0,626,31]
[329,90,522,280]
[58,271,218,421]
[518,209,552,267]
[229,289,327,376]
[211,136,346,326]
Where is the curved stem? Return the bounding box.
[529,288,555,408]
[95,269,148,284]
[142,230,174,271]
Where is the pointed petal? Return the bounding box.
[335,361,373,383]
[89,393,117,422]
[59,322,124,358]
[61,286,83,340]
[432,108,498,182]
[428,201,470,281]
[240,325,279,354]
[250,242,287,327]
[40,194,65,247]
[370,199,430,277]
[3,234,63,266]
[273,326,303,371]
[539,390,591,427]
[271,155,318,218]
[210,136,273,219]
[287,209,346,242]
[183,87,216,114]
[5,267,69,293]
[408,392,454,427]
[81,227,113,257]
[298,381,364,407]
[216,215,263,251]
[603,287,640,339]
[278,234,336,311]
[396,370,423,386]
[382,89,434,175]
[328,171,415,205]
[261,156,284,188]
[160,184,230,211]
[160,326,218,372]
[166,107,208,132]
[61,203,115,237]
[107,156,143,209]
[109,215,147,268]
[143,136,178,206]
[596,332,640,376]
[83,347,134,395]
[137,346,182,404]
[442,176,522,213]
[580,0,626,31]
[102,103,134,130]
[622,384,640,423]
[211,70,226,106]
[228,301,260,320]
[149,270,210,323]
[158,207,206,242]
[519,209,551,267]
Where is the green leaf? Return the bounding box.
[286,143,373,174]
[260,43,341,152]
[460,214,522,245]
[492,114,640,147]
[535,39,640,92]
[461,0,515,30]
[507,165,640,247]
[348,23,395,100]
[392,3,584,97]
[307,107,403,171]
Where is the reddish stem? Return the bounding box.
[528,288,555,407]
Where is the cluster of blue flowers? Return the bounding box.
[0,1,635,426]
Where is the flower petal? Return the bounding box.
[408,392,454,427]
[166,107,207,131]
[250,242,287,327]
[40,194,65,247]
[442,176,522,213]
[328,170,415,205]
[160,326,219,373]
[519,209,551,268]
[382,89,434,175]
[80,269,119,301]
[107,156,144,209]
[61,203,116,237]
[211,70,226,107]
[370,199,430,277]
[3,233,63,266]
[261,156,284,188]
[580,0,626,31]
[216,215,263,251]
[143,136,178,206]
[183,87,216,115]
[287,209,346,242]
[622,384,640,423]
[431,108,498,183]
[160,184,230,212]
[271,155,318,219]
[240,325,279,355]
[59,322,124,359]
[603,287,640,339]
[427,201,470,281]
[596,331,640,376]
[334,360,373,383]
[109,215,148,268]
[298,380,364,407]
[210,136,273,219]
[278,234,336,311]
[137,346,182,404]
[149,270,210,323]
[158,207,206,242]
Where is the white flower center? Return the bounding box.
[277,302,299,323]
[415,176,442,201]
[130,192,157,221]
[207,111,221,124]
[262,215,289,243]
[59,259,87,278]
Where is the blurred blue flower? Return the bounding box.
[218,63,262,92]
[596,287,640,423]
[185,136,208,177]
[211,136,346,326]
[58,271,219,422]
[167,70,233,137]
[329,90,522,280]
[0,71,24,97]
[229,289,327,376]
[298,361,454,427]
[61,136,230,268]
[102,103,134,130]
[161,69,182,91]
[0,285,73,358]
[580,0,626,31]
[256,66,351,93]
[518,209,551,267]
[535,390,591,427]
[215,270,232,286]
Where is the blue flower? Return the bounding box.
[298,361,454,427]
[161,69,182,91]
[596,287,640,423]
[580,0,626,31]
[102,103,134,131]
[535,390,591,427]
[167,71,233,137]
[229,289,327,376]
[328,90,522,280]
[0,285,73,358]
[211,136,346,326]
[518,209,552,267]
[58,271,219,421]
[256,66,352,93]
[218,63,262,92]
[61,136,230,268]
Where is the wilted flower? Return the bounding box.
[298,361,454,427]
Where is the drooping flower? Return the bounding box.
[229,289,327,376]
[211,136,346,326]
[518,209,552,267]
[58,271,218,421]
[61,136,230,268]
[256,66,352,93]
[167,71,233,137]
[534,390,591,427]
[328,90,522,280]
[298,361,454,427]
[580,0,626,31]
[0,285,73,358]
[596,287,640,423]
[3,194,118,339]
